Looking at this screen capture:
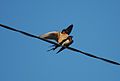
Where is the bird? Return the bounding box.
[48,36,73,53]
[56,36,73,53]
[40,24,73,43]
[40,24,73,52]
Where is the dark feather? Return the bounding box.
[62,24,73,35]
[56,47,65,54]
[48,36,71,51]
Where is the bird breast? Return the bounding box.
[62,40,70,46]
[58,33,69,43]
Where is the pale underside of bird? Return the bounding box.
[56,36,73,53]
[0,24,120,65]
[40,24,73,53]
[48,36,73,53]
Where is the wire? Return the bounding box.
[0,24,120,65]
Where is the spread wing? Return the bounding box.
[63,24,73,35]
[0,24,120,65]
[0,24,58,46]
[40,31,59,42]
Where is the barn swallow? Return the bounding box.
[48,36,73,51]
[45,24,73,52]
[40,24,73,43]
[56,36,73,53]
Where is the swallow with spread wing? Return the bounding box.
[40,24,73,43]
[40,24,73,52]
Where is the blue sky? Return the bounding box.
[0,0,120,81]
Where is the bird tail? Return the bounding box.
[56,47,65,54]
[47,45,60,51]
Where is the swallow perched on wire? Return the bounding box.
[48,35,73,52]
[40,24,73,52]
[56,36,73,53]
[40,24,73,43]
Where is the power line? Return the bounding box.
[0,24,120,65]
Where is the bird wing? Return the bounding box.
[63,24,73,35]
[40,31,59,42]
